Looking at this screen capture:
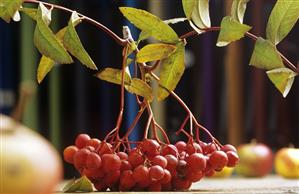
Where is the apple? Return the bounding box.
[275,147,299,179]
[235,141,273,177]
[0,114,63,194]
[210,167,234,178]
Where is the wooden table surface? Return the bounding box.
[56,176,299,194]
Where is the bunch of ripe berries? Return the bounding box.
[63,134,239,191]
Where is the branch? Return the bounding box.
[23,0,127,46]
[180,27,299,74]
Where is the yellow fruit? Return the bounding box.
[0,114,63,194]
[275,148,299,179]
[210,167,234,178]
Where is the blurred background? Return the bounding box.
[1,0,298,178]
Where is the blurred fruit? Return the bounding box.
[275,147,299,179]
[235,140,273,177]
[210,167,234,178]
[0,114,63,194]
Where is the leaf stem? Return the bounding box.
[180,27,299,74]
[23,0,127,46]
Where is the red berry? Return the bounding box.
[105,170,120,186]
[226,150,239,167]
[164,154,178,171]
[186,169,203,182]
[102,154,121,172]
[151,155,167,168]
[133,165,149,183]
[148,182,162,191]
[205,168,215,177]
[186,153,206,172]
[186,142,202,155]
[120,160,132,171]
[97,142,113,155]
[117,151,128,160]
[119,170,136,191]
[176,160,188,177]
[172,176,191,191]
[160,169,171,184]
[63,145,78,164]
[75,134,91,149]
[128,150,144,168]
[161,182,172,191]
[86,152,102,170]
[83,167,105,179]
[141,139,160,157]
[86,138,101,149]
[203,143,217,154]
[84,145,95,152]
[175,141,187,153]
[73,148,91,170]
[149,165,165,181]
[94,179,108,191]
[208,150,228,170]
[221,144,237,153]
[161,144,179,156]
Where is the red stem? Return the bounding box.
[180,27,299,74]
[122,102,146,139]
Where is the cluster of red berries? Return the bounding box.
[63,134,239,191]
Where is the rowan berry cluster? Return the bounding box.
[63,134,239,191]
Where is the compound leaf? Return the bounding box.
[37,27,70,83]
[158,42,185,101]
[266,0,299,45]
[266,67,297,97]
[63,11,97,70]
[217,16,251,47]
[249,37,284,70]
[119,7,179,44]
[136,43,176,63]
[34,3,73,64]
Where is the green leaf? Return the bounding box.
[216,16,251,47]
[249,37,284,70]
[119,7,179,43]
[125,78,153,101]
[266,67,297,97]
[37,21,82,84]
[19,7,37,20]
[191,0,211,29]
[34,3,73,64]
[158,42,185,101]
[95,68,131,86]
[266,0,299,45]
[231,0,250,23]
[182,0,196,19]
[136,43,176,63]
[0,0,23,23]
[63,176,94,193]
[37,56,55,84]
[137,30,150,43]
[63,11,97,70]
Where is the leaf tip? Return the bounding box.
[216,41,229,47]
